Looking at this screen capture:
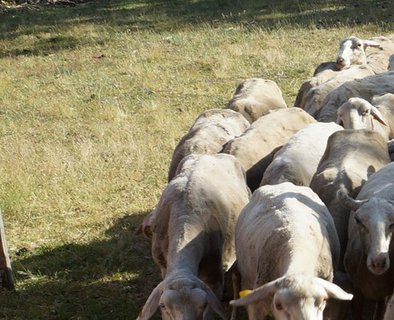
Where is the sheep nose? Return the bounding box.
[369,254,389,275]
[336,57,344,64]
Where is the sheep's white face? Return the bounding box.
[159,287,208,320]
[272,288,327,320]
[353,198,394,275]
[336,37,366,70]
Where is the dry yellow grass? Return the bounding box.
[0,0,392,318]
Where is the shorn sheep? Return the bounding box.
[226,78,287,123]
[138,153,250,320]
[317,71,394,123]
[222,107,316,191]
[167,108,249,181]
[339,161,394,319]
[310,129,391,271]
[230,182,353,320]
[260,122,343,187]
[336,94,394,140]
[294,35,382,111]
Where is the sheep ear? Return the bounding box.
[315,278,353,301]
[137,281,165,320]
[370,106,388,126]
[336,190,367,211]
[363,40,382,49]
[229,279,278,306]
[204,286,227,320]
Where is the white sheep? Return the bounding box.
[335,36,382,71]
[221,107,316,192]
[365,35,394,73]
[317,71,394,122]
[230,182,353,320]
[301,65,375,118]
[167,108,249,181]
[260,122,343,187]
[336,94,394,140]
[338,161,394,319]
[226,78,287,123]
[294,35,382,110]
[137,153,250,320]
[310,129,391,272]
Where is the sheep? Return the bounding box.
[384,292,394,320]
[336,94,394,140]
[338,161,394,319]
[260,122,343,187]
[294,35,383,111]
[229,182,353,320]
[226,78,287,123]
[137,153,250,320]
[335,36,383,71]
[221,107,316,192]
[317,71,394,122]
[167,108,249,182]
[301,65,375,118]
[310,129,391,272]
[364,35,394,74]
[389,54,394,71]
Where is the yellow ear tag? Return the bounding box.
[239,289,252,298]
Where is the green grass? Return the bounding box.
[0,0,393,318]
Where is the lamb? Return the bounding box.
[167,108,249,181]
[226,78,287,123]
[338,161,394,319]
[310,129,391,272]
[230,182,353,320]
[137,153,250,320]
[294,35,383,111]
[317,71,394,122]
[221,107,316,191]
[336,94,394,140]
[260,122,343,187]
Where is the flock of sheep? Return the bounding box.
[136,34,394,320]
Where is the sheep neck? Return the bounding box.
[166,221,206,275]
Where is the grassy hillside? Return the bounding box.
[0,0,392,318]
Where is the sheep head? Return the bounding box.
[230,275,352,320]
[335,36,382,70]
[137,275,227,320]
[336,97,387,130]
[338,190,394,276]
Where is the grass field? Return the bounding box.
[0,0,393,319]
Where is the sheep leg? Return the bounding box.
[230,264,241,320]
[373,300,386,320]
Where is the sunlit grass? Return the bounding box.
[0,0,392,318]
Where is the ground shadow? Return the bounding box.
[0,210,162,319]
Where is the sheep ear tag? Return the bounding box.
[239,289,252,298]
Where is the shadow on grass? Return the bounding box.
[0,0,393,57]
[0,211,162,319]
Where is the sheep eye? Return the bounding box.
[159,303,166,310]
[357,43,362,47]
[275,302,283,311]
